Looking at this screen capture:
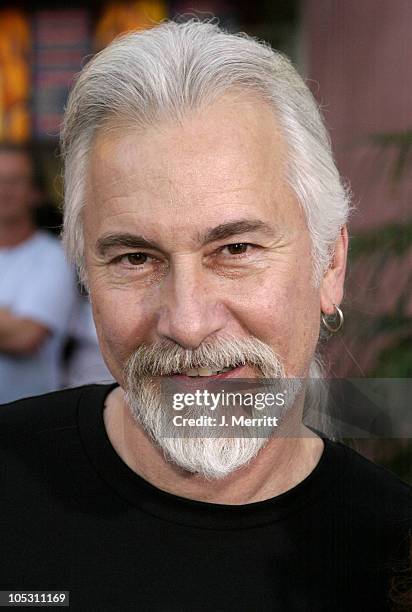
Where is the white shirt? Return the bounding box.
[0,231,75,403]
[63,292,113,387]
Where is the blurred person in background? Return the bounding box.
[0,143,75,403]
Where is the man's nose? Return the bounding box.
[155,262,228,349]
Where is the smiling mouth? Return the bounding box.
[169,365,245,379]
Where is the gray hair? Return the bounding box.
[61,19,351,286]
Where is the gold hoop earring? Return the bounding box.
[322,304,344,333]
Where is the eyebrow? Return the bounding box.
[96,234,162,257]
[96,219,275,257]
[199,219,275,245]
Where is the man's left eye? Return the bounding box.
[222,243,251,255]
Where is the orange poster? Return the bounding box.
[95,1,167,50]
[0,9,31,142]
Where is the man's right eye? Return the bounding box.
[117,253,149,265]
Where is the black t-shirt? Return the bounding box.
[0,384,411,611]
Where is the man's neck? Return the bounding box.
[104,386,324,505]
[0,217,35,248]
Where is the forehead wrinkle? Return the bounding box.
[90,113,285,213]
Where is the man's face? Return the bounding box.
[0,151,34,224]
[84,93,321,388]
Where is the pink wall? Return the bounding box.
[304,0,412,231]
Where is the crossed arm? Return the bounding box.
[0,308,49,355]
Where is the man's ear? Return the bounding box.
[320,226,348,315]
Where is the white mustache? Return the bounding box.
[125,335,285,379]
